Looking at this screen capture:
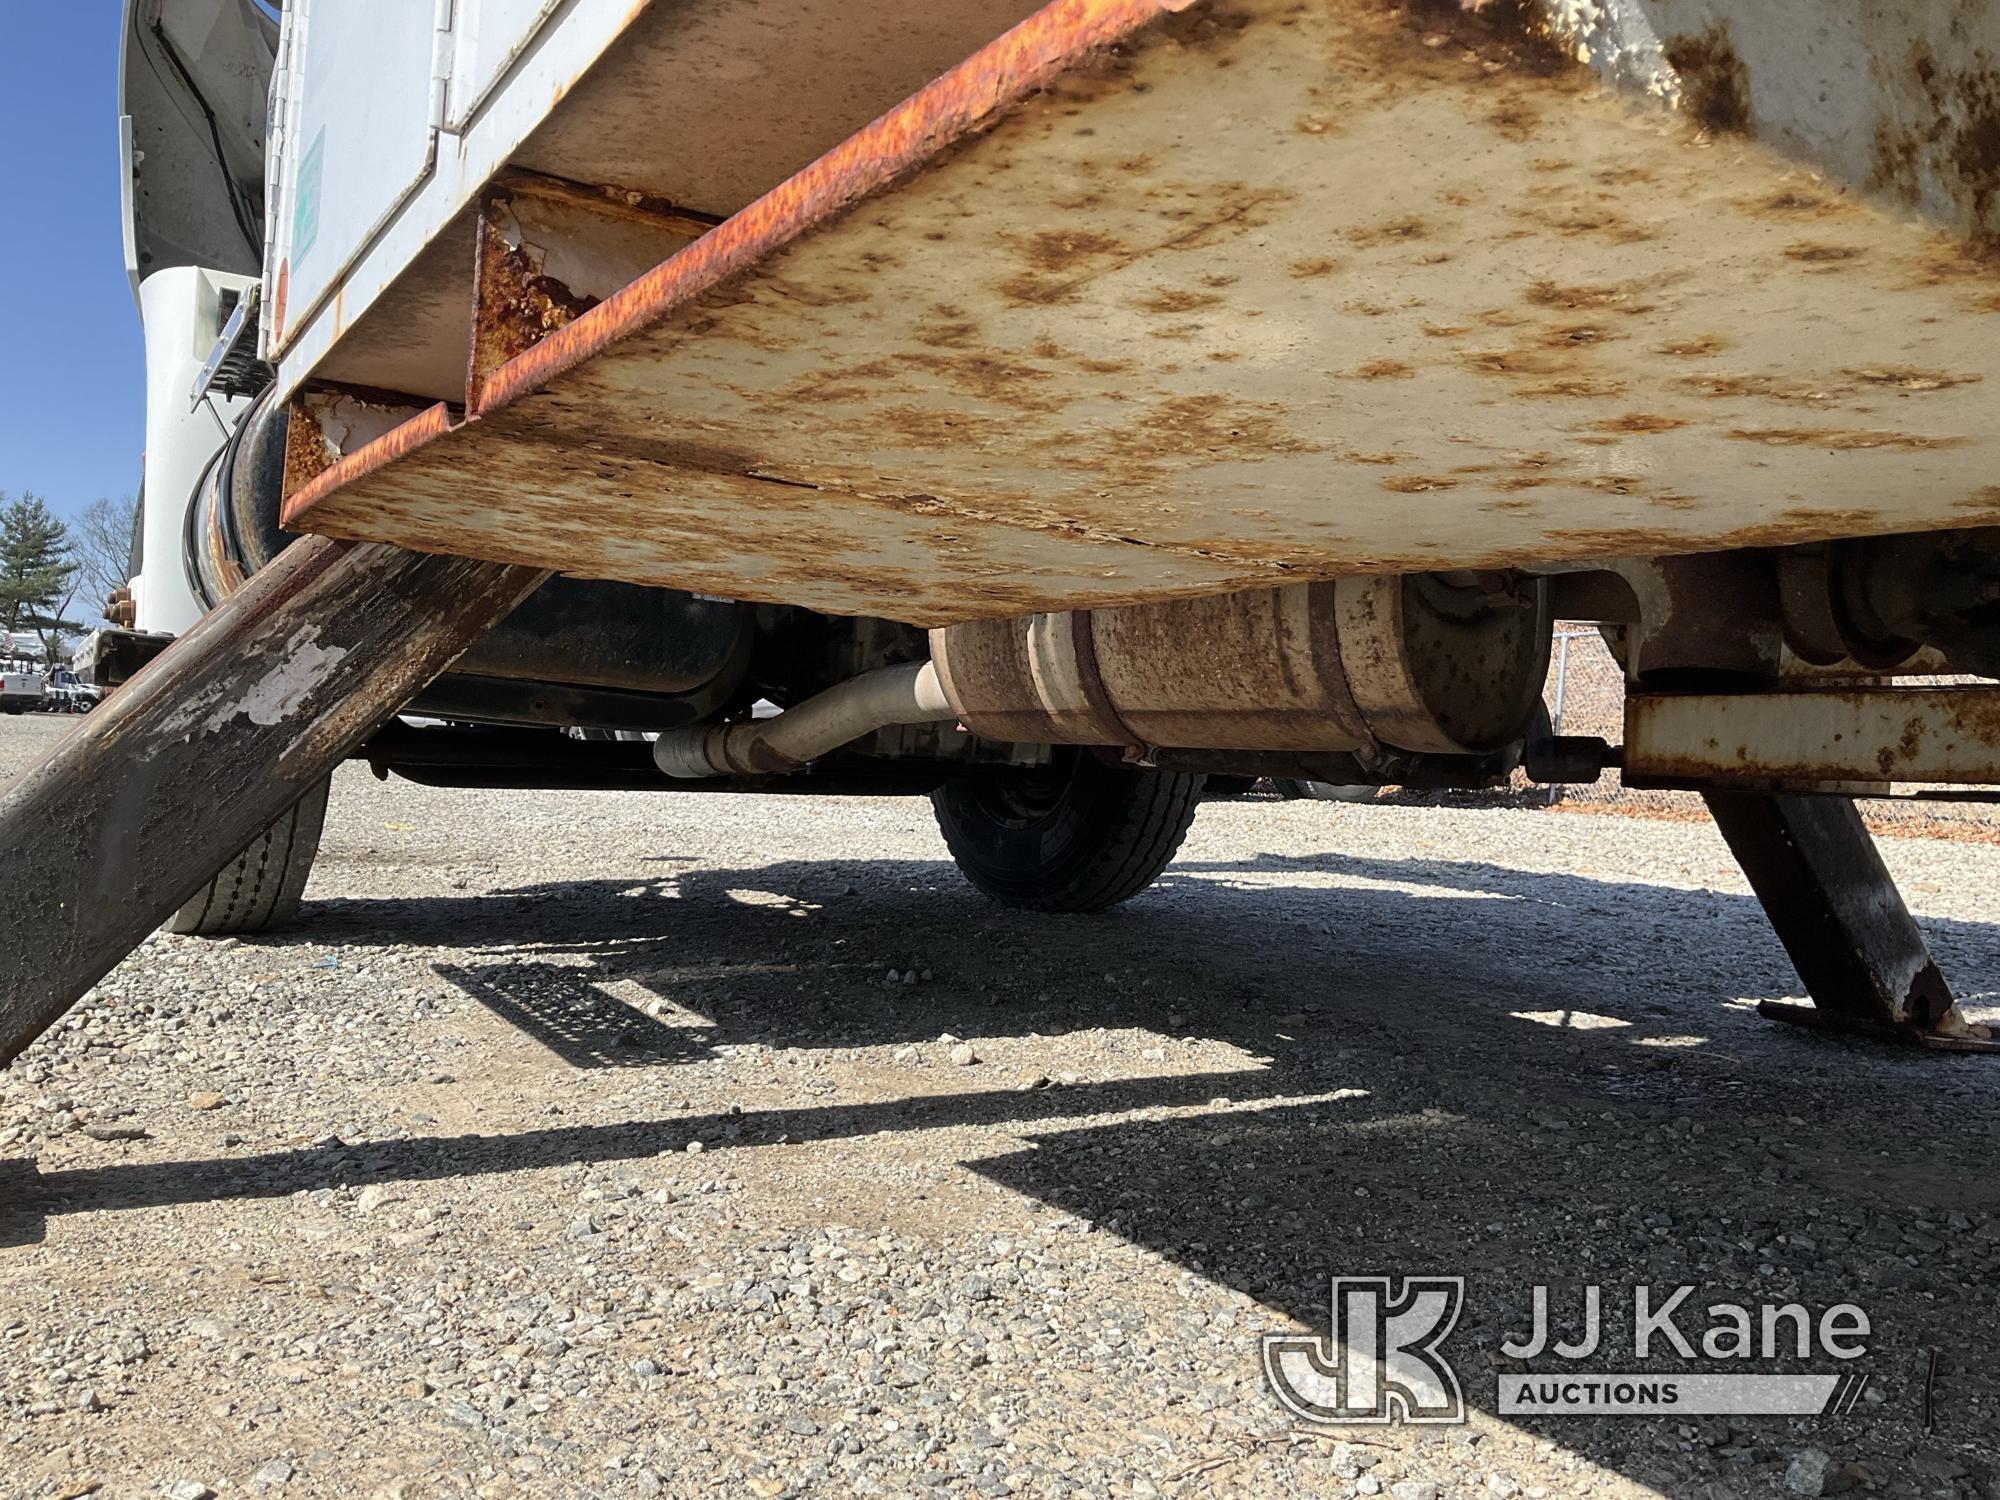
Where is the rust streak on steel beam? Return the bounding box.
[468,0,1199,419]
[280,0,1190,534]
[282,402,457,528]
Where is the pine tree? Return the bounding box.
[0,492,79,646]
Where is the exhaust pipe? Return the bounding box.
[656,573,1551,778]
[654,660,954,778]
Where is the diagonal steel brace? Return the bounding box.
[0,538,546,1068]
[1704,792,1996,1052]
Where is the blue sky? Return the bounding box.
[0,5,147,523]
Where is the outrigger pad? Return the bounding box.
[1703,792,1996,1052]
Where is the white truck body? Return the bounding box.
[135,267,258,635]
[0,670,45,714]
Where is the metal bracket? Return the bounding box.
[430,0,456,132]
[188,284,270,408]
[1626,685,2000,794]
[1753,1002,2000,1052]
[1704,792,1997,1052]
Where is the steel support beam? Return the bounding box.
[1703,792,1995,1051]
[0,537,546,1067]
[1627,687,2000,793]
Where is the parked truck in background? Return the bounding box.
[0,665,43,716]
[39,667,98,714]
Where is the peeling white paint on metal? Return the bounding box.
[148,626,351,746]
[231,636,352,726]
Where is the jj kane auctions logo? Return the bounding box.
[1264,1278,1874,1423]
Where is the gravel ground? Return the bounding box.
[1,712,1997,1500]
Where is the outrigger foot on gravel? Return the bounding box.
[1705,792,1997,1053]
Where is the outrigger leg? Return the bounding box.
[0,537,546,1066]
[1704,792,1996,1052]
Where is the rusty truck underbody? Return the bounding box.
[3,0,1999,1061]
[281,1,2000,620]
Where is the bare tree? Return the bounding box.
[74,496,139,622]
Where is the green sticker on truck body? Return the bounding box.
[291,127,325,265]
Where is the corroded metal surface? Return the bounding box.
[470,174,714,406]
[1625,686,2000,790]
[470,210,592,411]
[930,574,1545,752]
[1091,584,1376,750]
[287,0,2000,624]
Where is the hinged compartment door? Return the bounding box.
[266,0,450,352]
[446,0,569,131]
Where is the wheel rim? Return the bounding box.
[966,752,1082,830]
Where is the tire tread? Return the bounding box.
[170,781,330,937]
[934,759,1202,913]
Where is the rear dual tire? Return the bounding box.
[170,780,330,936]
[932,750,1202,913]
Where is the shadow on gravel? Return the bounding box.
[0,1068,1304,1250]
[0,1157,42,1248]
[269,848,2000,1057]
[433,959,698,1068]
[7,842,1999,1495]
[967,1094,2000,1497]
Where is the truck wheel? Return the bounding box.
[170,780,330,936]
[931,751,1202,913]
